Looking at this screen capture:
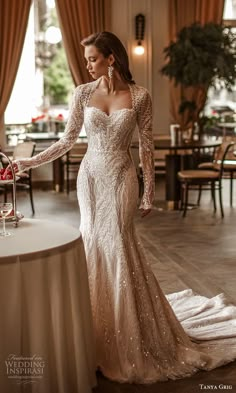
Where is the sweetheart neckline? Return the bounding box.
[85,106,134,117]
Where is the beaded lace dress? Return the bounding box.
[16,79,236,384]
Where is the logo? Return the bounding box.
[199,384,233,390]
[5,354,45,385]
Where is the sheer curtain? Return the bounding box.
[168,0,225,129]
[55,0,111,86]
[0,0,31,148]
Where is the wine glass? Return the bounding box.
[0,202,13,237]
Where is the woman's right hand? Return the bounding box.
[1,162,28,180]
[0,162,18,180]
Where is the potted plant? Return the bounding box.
[161,22,236,136]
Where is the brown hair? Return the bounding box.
[81,31,135,84]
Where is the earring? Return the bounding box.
[108,65,114,89]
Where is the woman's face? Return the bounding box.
[84,45,112,79]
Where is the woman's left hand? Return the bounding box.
[140,208,151,218]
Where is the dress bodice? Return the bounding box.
[84,107,137,153]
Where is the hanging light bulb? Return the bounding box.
[134,14,145,56]
[134,41,145,55]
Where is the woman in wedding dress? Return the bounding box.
[6,31,236,384]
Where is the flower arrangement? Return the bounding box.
[30,113,65,133]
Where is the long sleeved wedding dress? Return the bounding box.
[16,79,236,384]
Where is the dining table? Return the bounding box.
[0,218,96,393]
[132,138,222,209]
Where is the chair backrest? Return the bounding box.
[69,143,87,156]
[153,134,171,160]
[218,142,235,176]
[66,143,87,160]
[13,142,36,160]
[213,141,232,164]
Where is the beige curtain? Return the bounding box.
[56,0,111,86]
[0,0,31,148]
[169,0,225,130]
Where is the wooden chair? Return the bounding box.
[3,142,36,215]
[61,143,87,194]
[178,142,234,217]
[153,134,171,175]
[198,140,236,206]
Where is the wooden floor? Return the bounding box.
[7,176,236,393]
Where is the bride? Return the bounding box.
[6,31,236,384]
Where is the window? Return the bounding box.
[204,0,236,120]
[5,0,75,135]
[223,0,236,26]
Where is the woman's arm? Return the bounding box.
[15,85,85,172]
[137,89,155,210]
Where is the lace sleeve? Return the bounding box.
[15,85,85,172]
[137,89,155,209]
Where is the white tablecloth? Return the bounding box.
[0,219,96,393]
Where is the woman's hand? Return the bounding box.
[140,208,151,218]
[0,162,27,180]
[2,162,18,179]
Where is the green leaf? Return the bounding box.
[44,46,74,104]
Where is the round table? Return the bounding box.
[0,219,96,393]
[132,139,221,209]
